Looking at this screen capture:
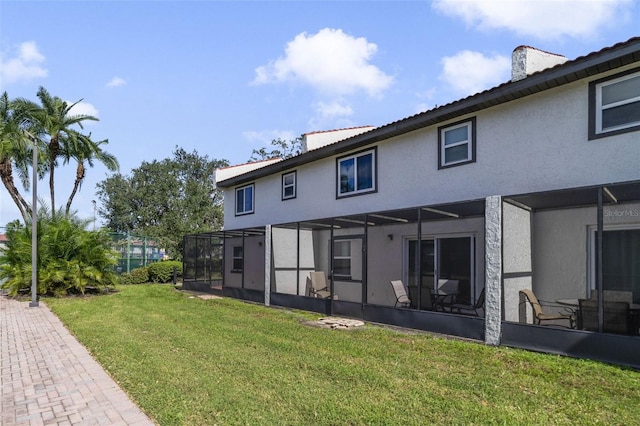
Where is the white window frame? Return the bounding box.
[282,171,296,200]
[235,184,254,216]
[590,68,640,138]
[337,148,377,198]
[438,118,476,169]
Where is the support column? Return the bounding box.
[485,195,502,346]
[264,225,271,307]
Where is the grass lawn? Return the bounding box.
[46,284,640,425]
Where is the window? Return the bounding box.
[232,246,243,272]
[337,148,376,197]
[589,68,640,139]
[282,171,296,200]
[235,184,254,215]
[438,118,476,169]
[333,240,351,278]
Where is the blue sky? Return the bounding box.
[1,0,638,227]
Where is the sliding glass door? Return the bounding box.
[591,226,640,304]
[406,235,475,309]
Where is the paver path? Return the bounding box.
[1,294,155,425]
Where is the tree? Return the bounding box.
[65,134,119,215]
[2,88,113,222]
[29,86,99,214]
[0,210,119,296]
[249,137,303,161]
[0,92,35,222]
[96,147,228,259]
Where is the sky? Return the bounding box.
[0,0,638,228]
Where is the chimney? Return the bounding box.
[511,46,567,82]
[301,126,376,152]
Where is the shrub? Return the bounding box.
[120,267,149,285]
[0,215,119,296]
[148,261,182,283]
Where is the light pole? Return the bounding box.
[92,200,97,231]
[24,130,39,308]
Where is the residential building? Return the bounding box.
[184,38,640,368]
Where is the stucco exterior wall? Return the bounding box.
[502,202,533,322]
[224,235,264,290]
[222,64,640,231]
[531,207,594,303]
[531,201,640,306]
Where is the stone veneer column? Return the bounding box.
[485,196,502,346]
[264,224,271,307]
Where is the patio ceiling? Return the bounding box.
[504,180,640,211]
[290,199,486,231]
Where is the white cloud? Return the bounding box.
[242,129,297,145]
[308,100,354,130]
[433,0,633,40]
[67,100,99,118]
[439,50,511,96]
[0,41,48,85]
[106,76,126,87]
[253,28,393,97]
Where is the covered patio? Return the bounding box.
[183,180,640,368]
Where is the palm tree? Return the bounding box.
[65,134,119,215]
[0,92,35,222]
[31,86,98,215]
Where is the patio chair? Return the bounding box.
[578,299,631,334]
[390,280,411,308]
[519,289,575,328]
[408,285,434,310]
[450,288,485,316]
[435,279,459,311]
[308,271,331,299]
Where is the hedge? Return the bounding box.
[148,261,183,283]
[120,267,149,285]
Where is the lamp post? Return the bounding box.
[92,200,97,231]
[24,130,39,308]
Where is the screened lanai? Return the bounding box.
[183,181,640,368]
[501,180,640,368]
[184,199,488,341]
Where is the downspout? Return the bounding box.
[597,187,604,333]
[362,215,368,310]
[296,222,301,296]
[417,207,422,309]
[329,220,335,317]
[264,225,271,307]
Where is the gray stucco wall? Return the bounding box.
[531,201,640,306]
[224,235,264,290]
[502,202,532,322]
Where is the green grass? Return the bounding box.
[46,285,640,425]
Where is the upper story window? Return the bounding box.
[235,184,254,215]
[282,171,296,200]
[590,67,640,139]
[337,148,377,198]
[438,117,476,169]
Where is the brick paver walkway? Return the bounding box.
[1,294,155,425]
